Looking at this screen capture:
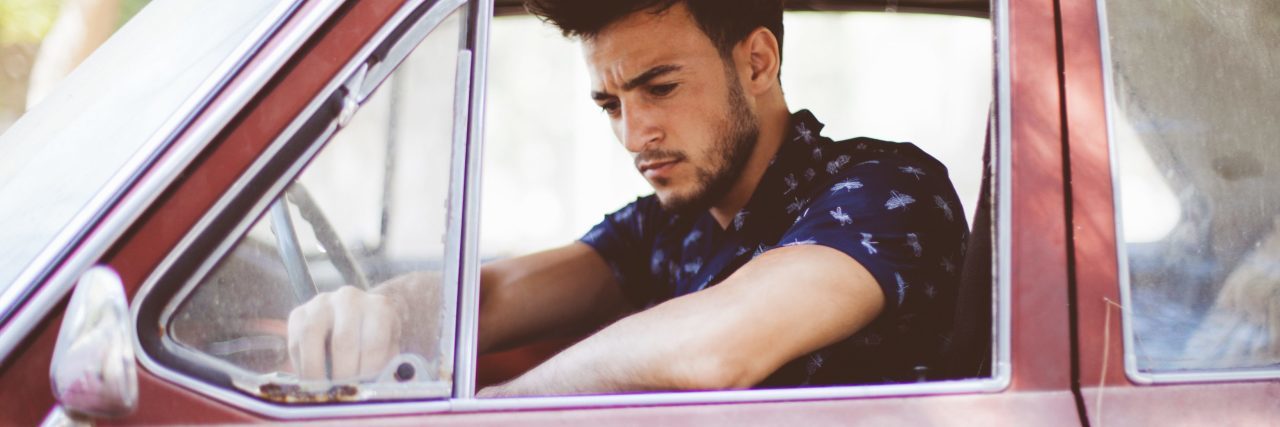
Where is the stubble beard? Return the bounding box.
[655,73,760,214]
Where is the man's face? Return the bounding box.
[583,4,760,213]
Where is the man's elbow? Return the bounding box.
[664,354,765,391]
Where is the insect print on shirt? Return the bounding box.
[831,178,863,193]
[752,244,770,258]
[924,282,938,299]
[582,227,603,243]
[733,210,749,231]
[806,351,826,377]
[803,168,816,181]
[683,258,702,275]
[859,333,882,346]
[783,238,817,247]
[941,256,956,273]
[812,147,823,161]
[683,229,702,248]
[793,207,809,225]
[895,272,909,307]
[899,165,926,180]
[651,250,666,275]
[784,173,799,194]
[861,232,879,254]
[695,275,713,291]
[795,121,815,144]
[826,154,852,174]
[885,190,916,211]
[906,233,923,257]
[934,195,954,222]
[829,206,853,226]
[787,197,809,214]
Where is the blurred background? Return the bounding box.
[0,0,149,134]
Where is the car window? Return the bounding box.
[1104,0,1280,377]
[479,8,994,392]
[156,6,466,403]
[482,10,990,260]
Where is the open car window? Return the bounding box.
[478,7,996,394]
[143,3,468,406]
[1104,0,1280,379]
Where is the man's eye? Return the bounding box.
[649,83,678,97]
[600,101,620,116]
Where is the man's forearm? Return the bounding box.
[478,289,752,397]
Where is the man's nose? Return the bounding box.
[621,103,661,153]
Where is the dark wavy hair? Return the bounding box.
[524,0,785,66]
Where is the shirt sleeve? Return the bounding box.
[578,195,667,307]
[778,157,967,316]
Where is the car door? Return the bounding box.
[1,0,1099,424]
[1060,0,1280,425]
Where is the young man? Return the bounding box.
[287,0,967,396]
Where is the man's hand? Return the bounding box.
[287,286,401,381]
[285,272,442,381]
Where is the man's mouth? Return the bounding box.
[639,158,681,179]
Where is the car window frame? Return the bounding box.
[126,0,1015,420]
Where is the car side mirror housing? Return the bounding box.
[47,266,138,422]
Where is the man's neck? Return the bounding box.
[709,105,792,229]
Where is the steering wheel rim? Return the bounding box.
[268,183,370,304]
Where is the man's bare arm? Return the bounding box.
[478,242,631,353]
[287,241,628,380]
[476,244,885,396]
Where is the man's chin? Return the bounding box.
[655,188,711,215]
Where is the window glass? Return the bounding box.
[1106,0,1280,372]
[162,8,464,402]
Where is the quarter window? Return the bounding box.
[1105,0,1280,376]
[152,6,466,403]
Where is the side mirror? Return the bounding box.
[47,266,137,422]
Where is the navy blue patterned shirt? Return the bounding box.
[580,110,968,386]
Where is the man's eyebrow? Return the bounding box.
[591,64,684,101]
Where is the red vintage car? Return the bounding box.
[1,0,1277,425]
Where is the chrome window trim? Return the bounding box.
[992,0,1013,389]
[448,0,1012,410]
[452,0,491,400]
[0,0,326,366]
[1096,0,1280,386]
[453,378,1006,412]
[447,48,477,398]
[131,0,470,419]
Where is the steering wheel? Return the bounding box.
[268,183,370,303]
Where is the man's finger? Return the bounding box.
[330,296,363,381]
[357,302,398,379]
[296,299,333,380]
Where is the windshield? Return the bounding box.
[0,1,291,311]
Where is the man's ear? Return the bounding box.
[737,27,781,96]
